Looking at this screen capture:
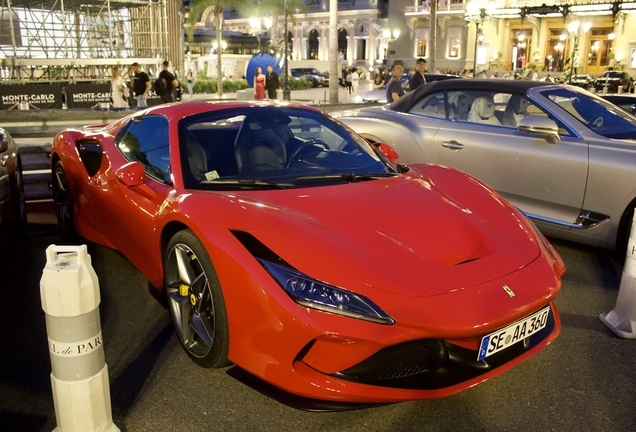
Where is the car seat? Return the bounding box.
[234,120,287,173]
[449,92,470,121]
[502,94,529,127]
[184,134,208,181]
[468,95,502,126]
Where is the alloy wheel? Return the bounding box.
[165,243,216,359]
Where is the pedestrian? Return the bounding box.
[532,68,539,81]
[111,67,128,108]
[460,69,469,78]
[130,62,151,109]
[409,58,427,91]
[386,63,404,103]
[265,65,280,100]
[158,60,179,104]
[373,68,384,89]
[351,68,360,95]
[345,69,353,96]
[254,66,266,100]
[490,70,499,79]
[186,69,194,98]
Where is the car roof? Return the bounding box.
[119,101,321,122]
[389,79,551,112]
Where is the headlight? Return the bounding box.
[258,259,395,325]
[354,95,363,103]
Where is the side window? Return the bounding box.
[453,91,503,127]
[408,93,446,119]
[115,116,171,183]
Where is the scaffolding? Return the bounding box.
[0,0,183,82]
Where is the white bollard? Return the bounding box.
[600,211,636,339]
[40,245,119,432]
[618,85,624,94]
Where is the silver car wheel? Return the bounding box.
[164,230,230,368]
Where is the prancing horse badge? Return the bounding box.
[502,285,516,298]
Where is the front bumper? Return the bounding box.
[225,251,562,405]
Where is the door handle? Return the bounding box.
[441,141,464,150]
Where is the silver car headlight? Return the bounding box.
[259,259,395,325]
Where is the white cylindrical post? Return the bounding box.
[40,244,119,432]
[600,210,636,339]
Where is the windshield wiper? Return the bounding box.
[201,179,293,189]
[295,172,399,184]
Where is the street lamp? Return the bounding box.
[567,20,591,83]
[382,28,400,68]
[212,40,227,51]
[249,17,273,53]
[283,0,291,101]
[466,0,497,78]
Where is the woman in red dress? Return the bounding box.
[254,67,266,100]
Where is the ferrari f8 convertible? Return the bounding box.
[51,102,564,409]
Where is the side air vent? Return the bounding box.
[76,139,103,176]
[230,230,293,268]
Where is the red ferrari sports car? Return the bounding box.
[51,101,564,410]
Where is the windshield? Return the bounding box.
[602,72,625,78]
[540,87,636,140]
[178,106,395,190]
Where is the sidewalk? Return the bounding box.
[184,80,374,103]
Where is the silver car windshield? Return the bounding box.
[540,88,636,139]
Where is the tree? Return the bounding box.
[249,0,306,51]
[328,0,338,103]
[186,0,247,97]
[429,0,437,72]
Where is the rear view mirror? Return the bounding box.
[517,116,561,144]
[371,142,399,164]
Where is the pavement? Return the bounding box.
[1,214,635,431]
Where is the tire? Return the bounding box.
[52,161,74,233]
[11,159,27,239]
[615,200,636,261]
[164,229,230,368]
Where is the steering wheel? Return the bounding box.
[589,116,604,129]
[286,139,329,168]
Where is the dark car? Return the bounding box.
[594,71,633,93]
[600,94,636,115]
[570,74,594,89]
[0,128,26,241]
[290,68,328,87]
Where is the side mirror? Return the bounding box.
[116,161,146,187]
[0,130,8,154]
[371,142,400,164]
[517,116,561,144]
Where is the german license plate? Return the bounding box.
[477,306,550,361]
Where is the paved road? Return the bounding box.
[1,212,635,432]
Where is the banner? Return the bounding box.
[0,84,64,110]
[66,83,111,109]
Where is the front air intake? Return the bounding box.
[339,339,448,381]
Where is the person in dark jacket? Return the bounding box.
[409,58,427,91]
[265,65,280,100]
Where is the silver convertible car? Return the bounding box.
[334,79,636,252]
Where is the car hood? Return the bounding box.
[185,167,540,298]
